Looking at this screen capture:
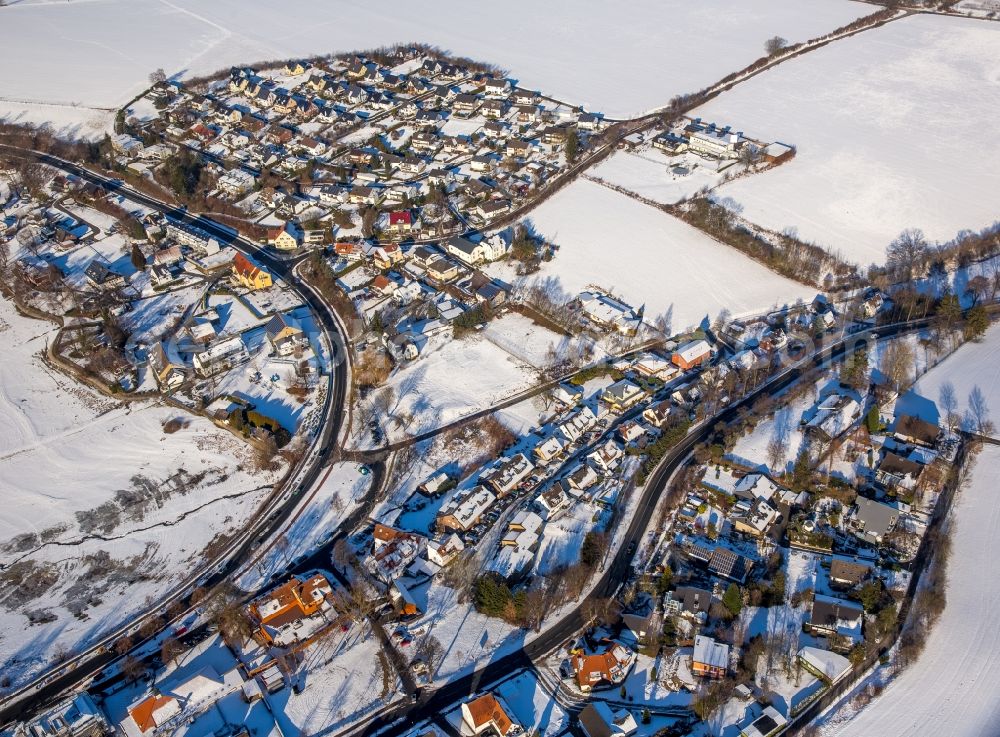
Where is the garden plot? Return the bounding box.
[356,332,543,446]
[489,179,816,334]
[481,312,604,370]
[698,14,1000,265]
[0,0,866,133]
[269,624,401,736]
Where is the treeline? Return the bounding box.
[668,198,845,288]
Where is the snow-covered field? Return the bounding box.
[589,151,739,205]
[490,179,817,333]
[820,443,1000,736]
[0,0,866,134]
[697,14,1000,266]
[0,298,277,688]
[357,328,545,446]
[910,322,1000,434]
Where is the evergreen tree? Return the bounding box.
[965,304,989,342]
[722,583,743,617]
[130,242,146,271]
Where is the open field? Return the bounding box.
[697,14,1000,265]
[0,0,867,134]
[488,179,817,333]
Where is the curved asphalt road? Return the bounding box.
[0,146,352,724]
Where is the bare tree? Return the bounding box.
[160,637,184,666]
[149,68,167,85]
[880,340,915,392]
[765,36,788,55]
[938,381,959,432]
[886,229,929,284]
[766,435,787,474]
[122,655,147,684]
[967,385,994,436]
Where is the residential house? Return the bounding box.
[460,693,522,737]
[578,703,638,737]
[534,435,566,463]
[568,463,599,491]
[14,693,111,737]
[849,497,899,545]
[643,400,676,429]
[84,261,126,291]
[483,78,512,98]
[805,393,861,442]
[894,414,940,448]
[739,706,787,737]
[807,595,864,638]
[665,586,714,621]
[217,168,256,196]
[192,336,249,378]
[617,421,646,445]
[486,453,535,496]
[876,451,924,491]
[692,635,730,678]
[334,242,364,261]
[588,439,625,474]
[501,510,543,549]
[601,379,644,413]
[453,93,479,117]
[436,486,496,532]
[426,257,460,284]
[708,547,753,583]
[232,252,273,289]
[731,497,778,538]
[248,574,334,644]
[553,383,584,406]
[571,641,636,692]
[148,342,185,391]
[535,486,571,520]
[476,199,511,223]
[387,210,414,235]
[366,524,426,584]
[265,312,305,356]
[372,243,405,270]
[267,224,301,251]
[481,99,506,119]
[427,534,465,567]
[829,559,872,590]
[672,340,712,370]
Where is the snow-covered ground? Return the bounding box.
[910,322,1000,434]
[819,443,1000,736]
[489,179,817,333]
[589,150,740,205]
[0,297,278,688]
[236,461,371,592]
[0,0,866,134]
[356,329,545,446]
[697,14,1000,266]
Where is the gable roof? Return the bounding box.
[232,252,267,280]
[464,693,514,734]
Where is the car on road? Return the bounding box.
[626,541,637,557]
